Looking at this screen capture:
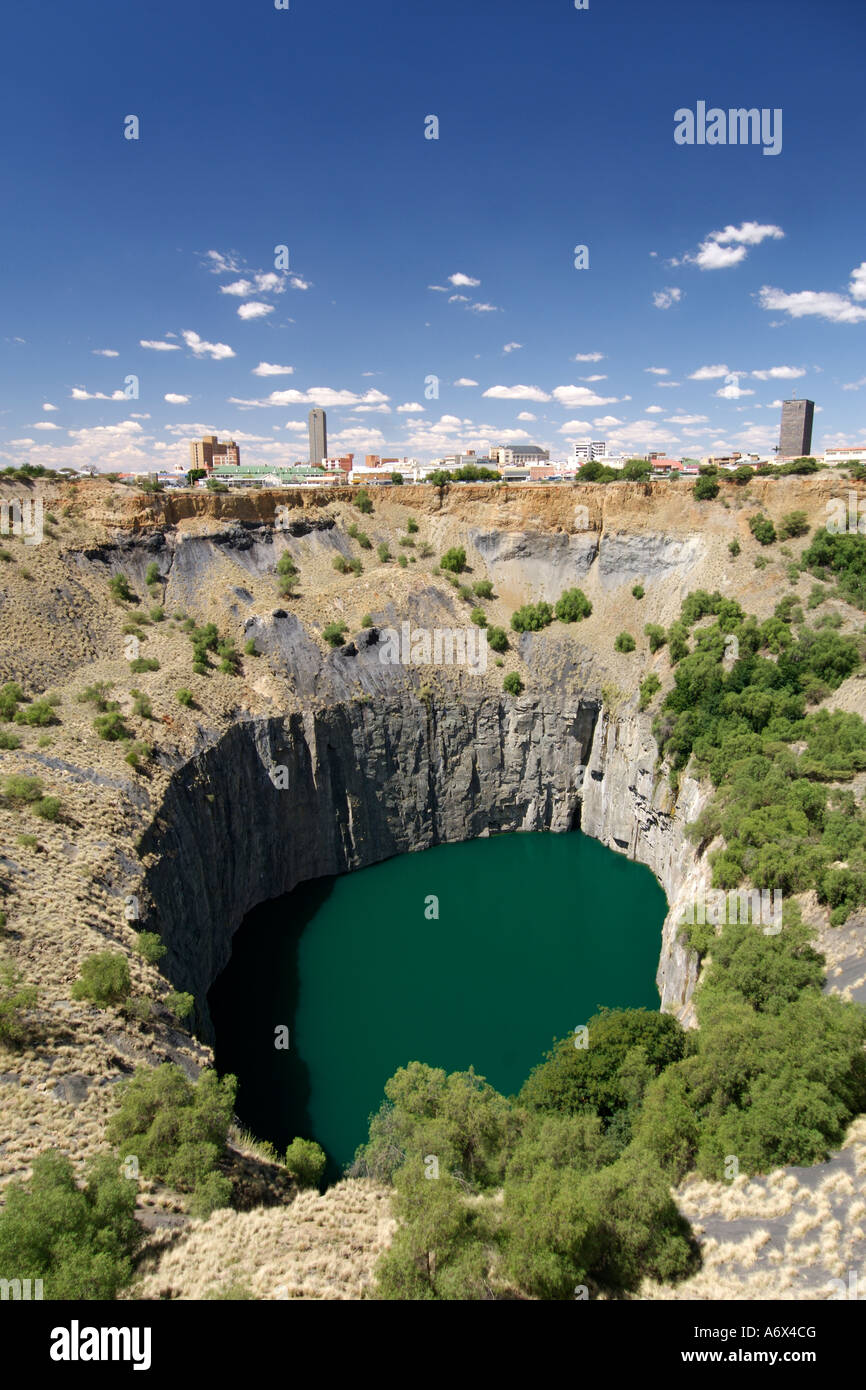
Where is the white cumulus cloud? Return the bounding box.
[237,302,274,320]
[252,362,294,377]
[552,386,618,408]
[484,384,551,402]
[653,288,682,309]
[182,330,235,359]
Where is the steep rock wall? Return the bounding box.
[140,694,599,1040]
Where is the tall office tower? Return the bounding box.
[779,398,814,458]
[309,408,327,465]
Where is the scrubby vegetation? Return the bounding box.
[555,588,592,623]
[323,621,349,647]
[71,952,132,1007]
[0,1151,142,1299]
[0,960,37,1046]
[511,602,553,633]
[106,1064,236,1218]
[652,588,866,921]
[285,1137,327,1189]
[440,547,467,574]
[354,917,866,1300]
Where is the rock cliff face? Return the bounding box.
[140,683,709,1040]
[140,693,601,1041]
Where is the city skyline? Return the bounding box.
[0,0,864,474]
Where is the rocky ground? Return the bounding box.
[1,472,865,1299]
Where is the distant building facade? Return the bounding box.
[823,446,866,466]
[492,445,549,467]
[779,399,814,458]
[308,409,327,465]
[188,435,240,472]
[572,440,607,463]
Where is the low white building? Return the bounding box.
[824,447,866,466]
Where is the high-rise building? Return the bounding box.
[309,409,327,465]
[779,399,814,458]
[573,440,606,462]
[188,435,240,472]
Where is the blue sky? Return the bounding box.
[1,0,864,470]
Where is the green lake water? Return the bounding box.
[209,831,667,1175]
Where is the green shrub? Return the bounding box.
[666,621,689,663]
[407,517,419,534]
[399,535,415,547]
[0,682,25,720]
[0,1151,142,1300]
[503,672,524,695]
[0,731,21,749]
[440,547,467,574]
[94,711,129,741]
[487,626,508,653]
[285,1137,327,1189]
[639,673,661,710]
[323,621,348,647]
[644,624,666,654]
[13,698,56,727]
[17,834,38,851]
[632,584,645,599]
[694,476,719,501]
[3,774,43,803]
[109,573,135,602]
[150,606,165,622]
[749,514,777,546]
[72,952,132,1006]
[472,579,493,599]
[333,555,351,574]
[145,562,161,586]
[470,607,487,628]
[355,488,374,514]
[165,990,195,1020]
[131,691,152,719]
[129,657,159,674]
[106,1063,235,1209]
[397,554,408,569]
[134,932,166,964]
[457,584,474,602]
[276,552,298,576]
[244,639,257,656]
[614,632,636,653]
[779,511,810,540]
[0,961,37,1046]
[511,602,554,633]
[361,613,374,628]
[377,542,391,563]
[33,796,61,821]
[554,588,592,623]
[124,742,152,769]
[728,538,741,557]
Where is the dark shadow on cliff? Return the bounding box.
[209,874,339,1176]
